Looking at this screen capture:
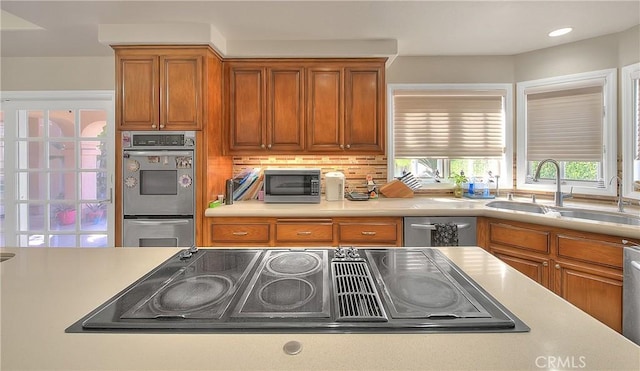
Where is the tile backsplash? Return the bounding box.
[233,155,388,193]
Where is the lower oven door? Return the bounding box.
[123,218,194,247]
[403,217,477,247]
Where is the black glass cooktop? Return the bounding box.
[67,248,529,333]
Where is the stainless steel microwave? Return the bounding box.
[263,168,321,203]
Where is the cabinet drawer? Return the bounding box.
[556,234,623,269]
[338,223,398,243]
[489,222,550,254]
[210,223,270,243]
[276,223,333,242]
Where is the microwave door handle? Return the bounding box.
[124,151,193,157]
[127,220,190,225]
[410,223,470,230]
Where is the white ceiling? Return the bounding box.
[1,0,639,60]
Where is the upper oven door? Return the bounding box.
[123,150,195,216]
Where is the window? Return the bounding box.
[622,63,640,200]
[516,69,617,196]
[387,84,513,190]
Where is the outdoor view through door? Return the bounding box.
[0,93,114,247]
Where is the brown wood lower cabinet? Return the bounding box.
[205,216,402,247]
[478,217,626,333]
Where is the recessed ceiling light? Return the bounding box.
[548,27,573,37]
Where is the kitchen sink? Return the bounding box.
[486,201,640,226]
[555,208,640,226]
[485,201,548,214]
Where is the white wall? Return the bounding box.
[386,56,515,84]
[0,56,114,91]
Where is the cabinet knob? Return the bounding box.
[151,124,157,129]
[260,144,266,149]
[543,262,548,267]
[267,144,272,149]
[339,144,344,149]
[346,144,351,149]
[159,124,165,129]
[555,264,561,269]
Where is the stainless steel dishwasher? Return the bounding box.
[404,217,477,247]
[623,245,640,346]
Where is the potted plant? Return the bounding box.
[449,172,468,198]
[54,203,76,225]
[85,203,106,224]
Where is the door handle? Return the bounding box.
[99,188,113,205]
[632,261,640,271]
[128,220,190,225]
[410,223,470,230]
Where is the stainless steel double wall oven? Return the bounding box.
[121,131,196,247]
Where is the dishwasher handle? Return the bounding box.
[410,223,470,231]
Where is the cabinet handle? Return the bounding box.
[361,231,377,236]
[151,124,157,129]
[160,124,165,129]
[555,264,560,269]
[297,231,312,236]
[260,144,266,149]
[346,144,351,149]
[267,144,272,149]
[232,231,249,236]
[543,262,548,267]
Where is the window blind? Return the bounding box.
[393,90,505,158]
[526,84,603,162]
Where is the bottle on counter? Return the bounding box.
[225,179,234,205]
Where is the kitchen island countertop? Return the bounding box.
[1,246,638,371]
[205,196,640,239]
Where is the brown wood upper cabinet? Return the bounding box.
[225,63,305,152]
[225,58,386,154]
[115,47,204,131]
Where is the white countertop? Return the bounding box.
[1,246,638,370]
[205,196,640,239]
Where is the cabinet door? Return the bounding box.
[117,54,159,130]
[336,217,402,246]
[554,260,623,332]
[491,248,550,287]
[209,223,271,246]
[344,67,384,153]
[307,68,343,152]
[275,219,333,245]
[160,55,203,130]
[228,66,266,151]
[267,67,305,151]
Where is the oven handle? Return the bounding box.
[126,220,191,225]
[124,150,193,157]
[410,223,470,230]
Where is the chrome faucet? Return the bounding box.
[533,159,570,207]
[609,175,628,212]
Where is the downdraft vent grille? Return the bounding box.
[331,261,387,322]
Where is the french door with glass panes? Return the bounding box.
[1,92,115,247]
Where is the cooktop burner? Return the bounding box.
[265,251,322,276]
[150,275,233,314]
[257,277,316,310]
[120,249,260,320]
[385,274,462,309]
[233,249,330,318]
[365,249,491,319]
